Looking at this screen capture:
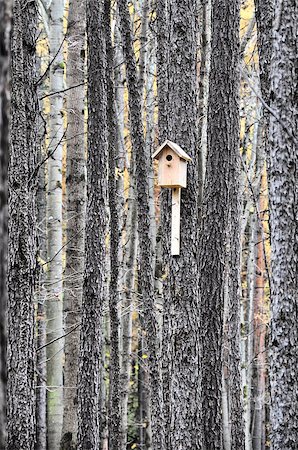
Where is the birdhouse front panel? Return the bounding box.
[157,146,187,188]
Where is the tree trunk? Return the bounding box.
[268,1,298,448]
[46,0,65,447]
[61,0,86,447]
[244,213,257,450]
[0,0,11,445]
[254,0,273,181]
[77,0,108,446]
[36,151,47,450]
[227,172,245,449]
[199,0,241,447]
[114,13,137,450]
[105,1,122,448]
[7,0,38,447]
[117,1,165,448]
[159,0,202,448]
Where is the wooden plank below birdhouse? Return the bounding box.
[171,187,181,256]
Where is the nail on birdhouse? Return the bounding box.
[152,140,192,256]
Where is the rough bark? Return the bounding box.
[254,0,273,180]
[255,0,273,108]
[61,0,86,447]
[268,1,298,448]
[159,1,202,449]
[227,167,245,449]
[117,1,165,448]
[199,0,241,448]
[46,0,65,447]
[0,0,11,445]
[77,0,108,446]
[105,1,122,448]
[7,0,38,447]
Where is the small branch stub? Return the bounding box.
[152,140,191,255]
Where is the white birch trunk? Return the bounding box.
[46,0,65,447]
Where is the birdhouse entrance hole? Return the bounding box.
[166,154,173,161]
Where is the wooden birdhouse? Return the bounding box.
[152,140,192,256]
[152,139,191,188]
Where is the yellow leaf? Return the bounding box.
[142,354,148,359]
[131,444,137,449]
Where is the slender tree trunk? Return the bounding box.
[198,0,211,179]
[254,0,273,182]
[7,0,38,447]
[46,0,65,447]
[105,1,122,448]
[227,171,245,449]
[114,14,137,450]
[244,214,257,450]
[36,150,47,450]
[77,0,108,446]
[199,0,241,447]
[160,1,202,448]
[255,0,273,109]
[61,0,86,447]
[117,2,165,448]
[268,1,298,448]
[0,0,11,445]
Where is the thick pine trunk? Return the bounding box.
[268,2,298,448]
[7,0,38,447]
[159,1,202,449]
[199,0,241,447]
[61,0,86,447]
[77,0,108,446]
[0,0,11,445]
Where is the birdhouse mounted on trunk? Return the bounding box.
[152,140,192,256]
[152,139,192,188]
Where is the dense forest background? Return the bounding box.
[0,0,297,449]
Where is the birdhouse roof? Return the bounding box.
[152,139,192,161]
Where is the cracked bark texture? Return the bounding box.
[61,0,86,447]
[105,1,121,448]
[77,0,108,447]
[0,0,11,445]
[117,1,165,448]
[159,1,202,449]
[199,0,241,448]
[268,1,298,448]
[7,0,38,447]
[255,0,273,180]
